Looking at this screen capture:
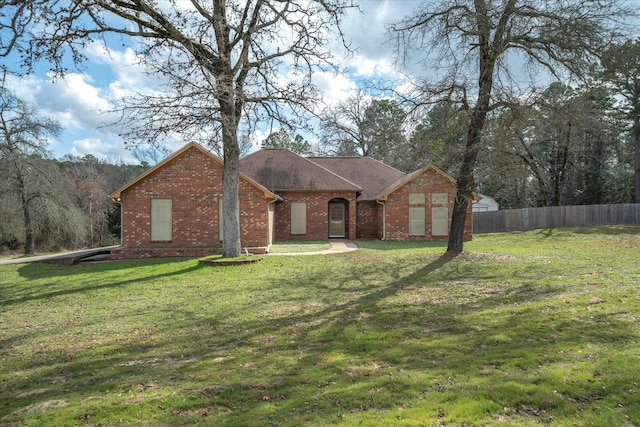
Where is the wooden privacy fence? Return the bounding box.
[473,203,640,233]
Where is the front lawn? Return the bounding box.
[269,240,332,253]
[1,227,639,426]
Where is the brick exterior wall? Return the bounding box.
[273,191,357,240]
[113,146,474,259]
[115,146,271,259]
[384,169,473,241]
[356,201,383,239]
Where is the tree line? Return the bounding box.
[3,44,640,256]
[1,0,637,255]
[270,49,639,210]
[0,86,147,255]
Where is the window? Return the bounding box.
[291,202,307,234]
[431,192,450,236]
[432,207,449,236]
[409,192,425,205]
[409,193,426,236]
[432,192,448,205]
[151,199,172,241]
[409,207,425,236]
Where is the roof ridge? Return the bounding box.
[301,156,363,191]
[309,155,405,174]
[240,148,362,191]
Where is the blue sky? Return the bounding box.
[3,1,416,164]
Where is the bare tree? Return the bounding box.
[0,87,63,255]
[0,1,35,64]
[391,0,634,253]
[5,0,350,257]
[320,90,409,169]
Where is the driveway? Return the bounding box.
[0,240,359,265]
[0,246,119,266]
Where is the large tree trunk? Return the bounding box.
[219,62,242,258]
[447,115,484,253]
[221,141,241,258]
[220,109,241,258]
[446,0,496,253]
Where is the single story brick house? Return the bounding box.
[110,142,473,259]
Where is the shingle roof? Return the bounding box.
[309,156,405,201]
[240,149,464,202]
[240,149,362,191]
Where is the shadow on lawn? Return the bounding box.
[535,225,640,238]
[2,259,203,307]
[2,253,638,425]
[571,225,640,235]
[201,254,637,424]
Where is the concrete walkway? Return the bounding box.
[268,239,358,256]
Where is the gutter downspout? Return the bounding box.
[376,199,386,240]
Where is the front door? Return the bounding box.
[329,203,345,238]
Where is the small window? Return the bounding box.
[409,193,425,205]
[291,202,307,235]
[409,207,425,236]
[432,206,449,236]
[151,199,172,241]
[432,193,448,205]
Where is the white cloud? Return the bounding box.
[46,73,114,129]
[349,54,397,78]
[84,41,151,92]
[248,128,270,150]
[7,72,113,130]
[336,1,416,75]
[5,74,41,104]
[70,137,135,163]
[311,70,358,109]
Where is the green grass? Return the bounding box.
[1,226,639,426]
[269,240,332,253]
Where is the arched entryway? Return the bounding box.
[328,198,348,238]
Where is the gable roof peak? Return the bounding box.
[110,142,279,201]
[371,164,458,201]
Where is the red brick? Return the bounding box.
[114,145,474,259]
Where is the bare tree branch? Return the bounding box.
[2,0,353,257]
[389,0,636,253]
